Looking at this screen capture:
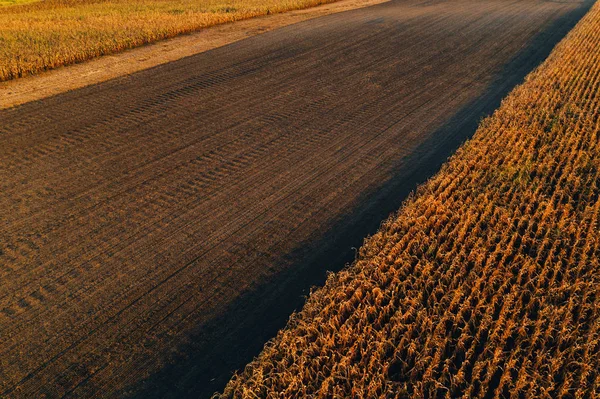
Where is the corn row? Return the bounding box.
[218,2,600,398]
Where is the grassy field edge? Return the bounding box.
[0,0,342,81]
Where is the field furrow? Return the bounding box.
[0,0,591,397]
[219,2,600,397]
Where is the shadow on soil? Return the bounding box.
[126,1,593,397]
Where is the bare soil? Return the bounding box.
[0,0,591,397]
[0,0,388,110]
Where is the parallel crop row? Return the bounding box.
[219,2,600,398]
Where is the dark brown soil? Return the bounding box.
[0,0,591,397]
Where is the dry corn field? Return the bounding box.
[0,0,339,81]
[0,0,593,397]
[219,2,600,398]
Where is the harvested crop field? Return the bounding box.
[219,1,600,398]
[0,0,592,397]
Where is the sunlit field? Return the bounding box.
[0,0,337,80]
[219,2,600,397]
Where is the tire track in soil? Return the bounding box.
[0,0,592,397]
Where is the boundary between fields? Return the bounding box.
[0,0,388,110]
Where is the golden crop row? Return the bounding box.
[218,2,600,398]
[0,0,337,82]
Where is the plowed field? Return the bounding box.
[0,0,591,397]
[220,1,600,397]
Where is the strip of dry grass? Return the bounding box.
[0,0,38,6]
[218,1,600,397]
[0,0,338,81]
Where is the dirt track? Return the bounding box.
[0,0,592,397]
[0,0,389,109]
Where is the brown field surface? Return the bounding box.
[219,2,600,397]
[0,0,591,397]
[0,0,388,109]
[0,0,342,81]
